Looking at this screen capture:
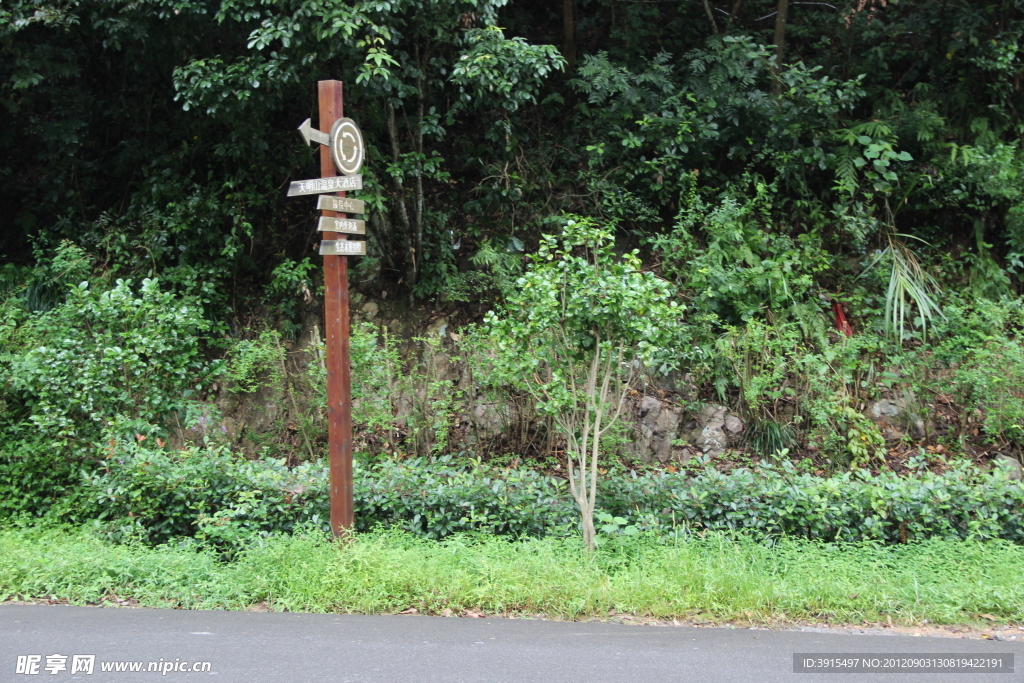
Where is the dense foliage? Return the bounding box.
[6,0,1024,540]
[6,1,1024,304]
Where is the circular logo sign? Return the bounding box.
[330,118,364,176]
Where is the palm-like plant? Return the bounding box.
[862,232,944,344]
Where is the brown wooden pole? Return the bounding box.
[318,80,354,535]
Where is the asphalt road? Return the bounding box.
[1,605,1020,682]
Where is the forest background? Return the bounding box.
[5,0,1024,553]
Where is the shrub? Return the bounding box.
[3,278,217,450]
[0,430,81,520]
[79,441,1024,551]
[600,459,1024,545]
[915,297,1024,444]
[81,437,327,548]
[81,440,575,551]
[222,329,284,394]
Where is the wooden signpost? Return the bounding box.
[319,240,367,256]
[317,196,365,214]
[286,174,363,197]
[287,80,367,537]
[317,217,365,234]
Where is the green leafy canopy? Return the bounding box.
[482,217,681,413]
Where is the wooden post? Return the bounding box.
[318,80,354,535]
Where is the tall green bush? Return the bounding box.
[479,217,681,549]
[0,275,219,518]
[4,278,216,444]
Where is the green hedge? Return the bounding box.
[76,441,576,547]
[43,438,1024,548]
[600,464,1024,544]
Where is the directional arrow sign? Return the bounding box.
[317,195,365,214]
[318,217,366,235]
[320,240,366,256]
[287,175,362,197]
[297,117,364,176]
[298,118,330,147]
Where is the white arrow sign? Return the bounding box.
[296,117,364,176]
[298,118,330,147]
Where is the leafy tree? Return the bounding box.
[171,0,564,299]
[479,217,680,549]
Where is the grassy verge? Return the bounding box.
[1,526,1021,626]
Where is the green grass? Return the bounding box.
[1,526,1021,626]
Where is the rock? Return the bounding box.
[425,317,448,338]
[993,455,1023,481]
[647,370,697,401]
[698,421,727,455]
[869,399,900,419]
[724,414,744,434]
[640,396,661,416]
[698,404,728,425]
[471,396,505,436]
[361,301,379,318]
[866,397,927,441]
[630,396,683,463]
[673,404,747,457]
[219,416,240,441]
[695,404,728,455]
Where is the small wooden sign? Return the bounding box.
[317,196,365,214]
[320,239,366,256]
[318,217,366,235]
[287,175,363,197]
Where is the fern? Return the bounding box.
[833,148,860,195]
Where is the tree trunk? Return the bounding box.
[413,43,426,302]
[386,104,416,290]
[562,0,577,69]
[581,510,597,551]
[771,0,789,96]
[727,0,744,29]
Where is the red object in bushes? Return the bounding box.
[832,300,854,337]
